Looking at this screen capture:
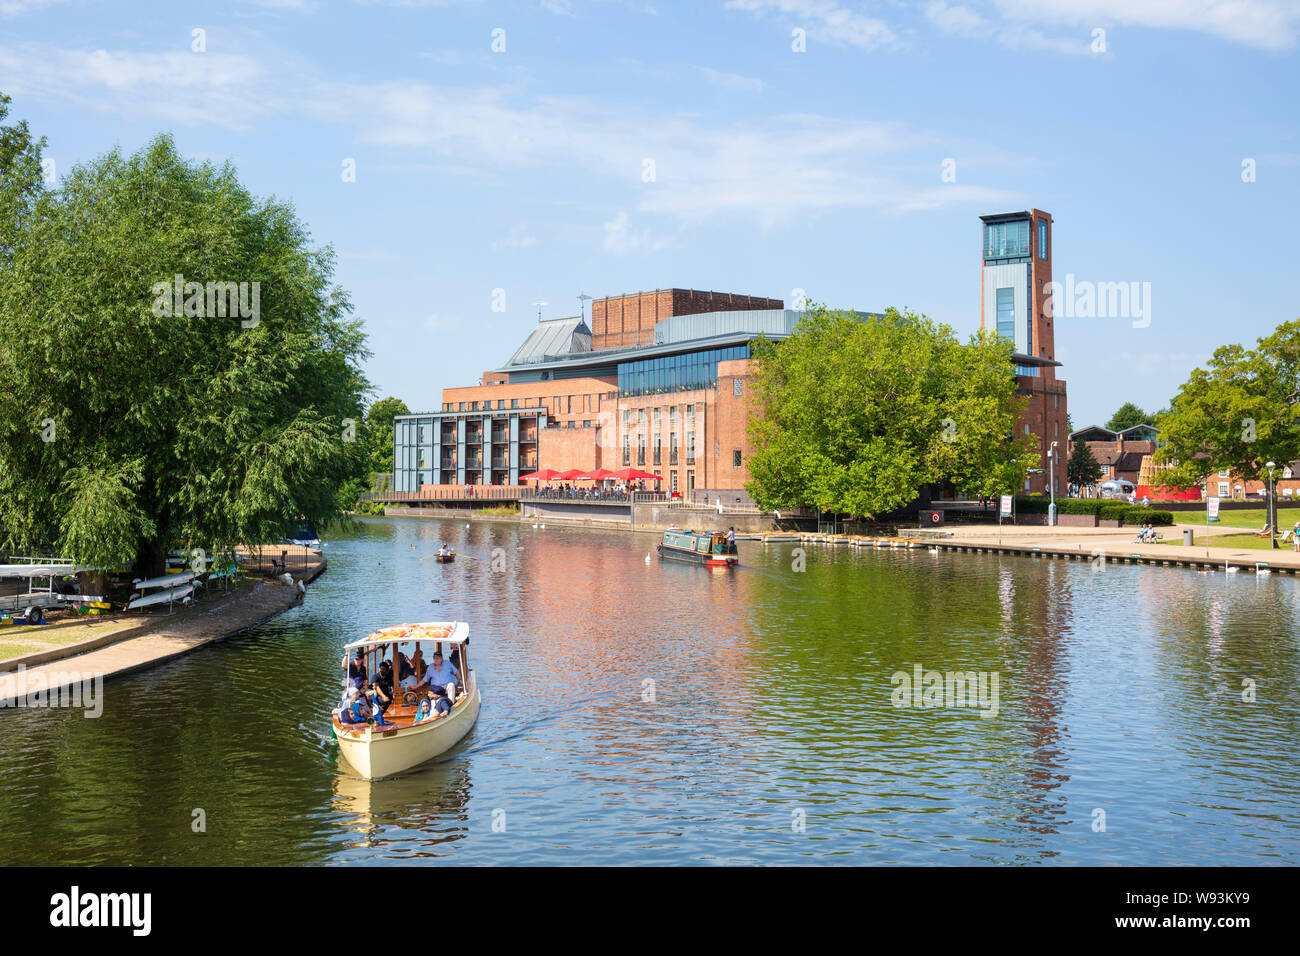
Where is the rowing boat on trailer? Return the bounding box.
[332,621,480,779]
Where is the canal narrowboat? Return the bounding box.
[332,621,480,779]
[657,528,739,568]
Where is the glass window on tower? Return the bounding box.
[996,288,1014,341]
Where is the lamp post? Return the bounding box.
[1047,441,1058,525]
[1266,461,1277,549]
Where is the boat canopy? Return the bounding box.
[343,621,470,649]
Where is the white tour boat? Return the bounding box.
[332,621,480,779]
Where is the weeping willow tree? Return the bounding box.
[0,110,368,573]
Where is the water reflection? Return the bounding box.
[332,760,472,858]
[0,518,1297,865]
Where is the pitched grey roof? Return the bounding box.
[505,316,592,366]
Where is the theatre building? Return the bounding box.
[393,290,806,499]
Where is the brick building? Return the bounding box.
[393,295,807,497]
[1068,424,1157,487]
[590,289,782,351]
[980,209,1069,495]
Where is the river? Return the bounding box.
[1,515,1297,865]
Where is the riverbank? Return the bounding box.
[764,522,1300,574]
[0,546,326,704]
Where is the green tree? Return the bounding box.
[745,304,1038,517]
[0,93,45,268]
[0,133,369,571]
[337,395,410,508]
[1105,401,1151,431]
[365,396,410,475]
[1157,319,1300,543]
[1066,439,1102,488]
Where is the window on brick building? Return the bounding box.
[654,435,661,465]
[654,407,661,427]
[670,432,678,465]
[623,436,630,465]
[733,450,742,468]
[686,432,695,464]
[734,379,743,396]
[1218,482,1229,497]
[637,435,646,465]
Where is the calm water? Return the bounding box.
[1,516,1298,865]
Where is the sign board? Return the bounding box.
[1207,497,1220,521]
[1000,495,1013,516]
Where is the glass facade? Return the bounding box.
[983,219,1030,260]
[996,287,1014,341]
[617,345,750,397]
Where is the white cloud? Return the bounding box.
[935,0,1300,50]
[602,211,670,255]
[700,67,765,92]
[725,0,898,51]
[0,0,66,15]
[0,44,277,130]
[0,40,1024,225]
[492,224,539,251]
[925,2,1092,52]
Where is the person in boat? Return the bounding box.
[424,650,459,702]
[369,687,395,728]
[337,687,372,725]
[416,686,452,722]
[397,651,420,693]
[410,644,428,684]
[370,659,394,715]
[727,527,736,550]
[342,648,368,690]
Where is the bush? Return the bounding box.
[1058,499,1109,516]
[1098,503,1131,522]
[1124,507,1172,526]
[1015,497,1050,514]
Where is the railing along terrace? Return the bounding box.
[361,485,527,502]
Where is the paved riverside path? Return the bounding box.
[0,552,325,705]
[914,522,1300,572]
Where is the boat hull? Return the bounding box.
[435,554,455,563]
[335,678,480,779]
[657,544,737,568]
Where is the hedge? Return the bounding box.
[1012,498,1172,524]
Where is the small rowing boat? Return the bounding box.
[657,528,739,568]
[332,621,480,779]
[434,550,455,563]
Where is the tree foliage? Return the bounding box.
[1105,401,1151,432]
[1066,439,1102,488]
[337,395,410,508]
[0,129,369,571]
[744,304,1038,517]
[1156,319,1300,488]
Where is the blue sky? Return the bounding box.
[3,0,1298,428]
